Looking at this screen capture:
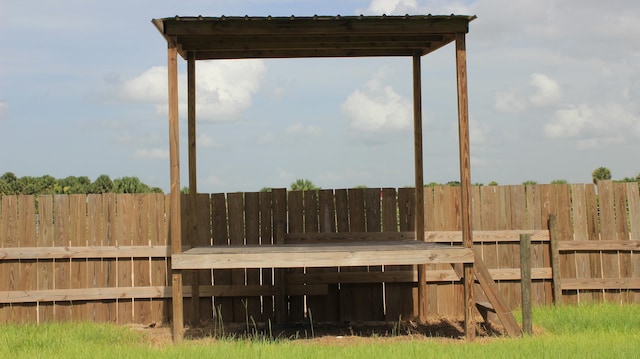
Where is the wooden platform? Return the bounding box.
[172,240,474,270]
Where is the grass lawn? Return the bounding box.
[1,303,639,358]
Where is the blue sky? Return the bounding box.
[1,0,639,193]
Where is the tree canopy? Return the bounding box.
[0,172,162,195]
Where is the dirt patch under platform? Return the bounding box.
[131,316,511,347]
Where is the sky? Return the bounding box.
[1,0,639,193]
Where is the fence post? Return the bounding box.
[549,214,563,305]
[520,233,532,335]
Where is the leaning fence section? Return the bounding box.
[1,181,639,325]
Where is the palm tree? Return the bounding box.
[290,179,320,191]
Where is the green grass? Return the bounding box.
[1,303,640,358]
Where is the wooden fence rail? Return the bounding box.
[1,181,639,325]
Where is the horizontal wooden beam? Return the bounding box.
[286,267,552,284]
[558,240,640,251]
[0,246,179,260]
[172,241,474,269]
[285,230,550,243]
[561,278,640,290]
[0,284,326,304]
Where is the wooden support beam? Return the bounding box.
[186,51,200,326]
[520,233,533,335]
[455,33,475,341]
[168,42,184,343]
[412,54,427,322]
[474,250,522,337]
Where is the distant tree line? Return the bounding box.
[0,172,162,195]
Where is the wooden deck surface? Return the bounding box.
[172,240,474,269]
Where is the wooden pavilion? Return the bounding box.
[152,14,515,342]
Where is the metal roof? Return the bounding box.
[152,14,476,60]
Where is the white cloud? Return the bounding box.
[257,132,279,145]
[0,101,8,120]
[122,66,167,104]
[544,102,640,148]
[204,175,226,187]
[197,133,223,149]
[285,123,322,135]
[121,60,266,122]
[133,148,169,160]
[359,0,472,15]
[469,118,488,146]
[529,73,561,107]
[494,73,561,112]
[494,91,527,113]
[196,60,266,121]
[342,68,412,133]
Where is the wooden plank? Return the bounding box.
[397,187,417,317]
[627,184,640,302]
[345,188,370,321]
[286,190,305,322]
[37,195,54,322]
[615,183,632,302]
[571,184,593,303]
[244,192,261,321]
[303,189,320,321]
[383,188,413,320]
[180,195,193,322]
[148,194,169,325]
[434,186,459,317]
[134,194,153,325]
[526,184,550,305]
[558,241,640,251]
[498,186,517,310]
[259,191,274,321]
[69,195,88,321]
[561,278,640,291]
[172,242,474,269]
[306,189,339,322]
[585,184,603,301]
[473,252,521,337]
[272,189,287,324]
[628,183,640,239]
[422,187,439,317]
[285,229,549,243]
[53,195,71,321]
[288,267,553,284]
[86,194,101,322]
[598,180,621,302]
[116,194,133,323]
[227,192,246,322]
[520,234,532,335]
[18,195,37,323]
[211,193,232,322]
[0,284,328,304]
[0,196,17,323]
[334,189,350,322]
[364,188,385,320]
[102,193,118,323]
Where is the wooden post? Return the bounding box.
[455,33,475,341]
[412,54,427,321]
[520,233,532,335]
[549,214,563,305]
[187,51,200,325]
[168,42,184,343]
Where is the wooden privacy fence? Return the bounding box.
[1,181,639,325]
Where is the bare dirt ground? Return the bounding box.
[132,316,511,347]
